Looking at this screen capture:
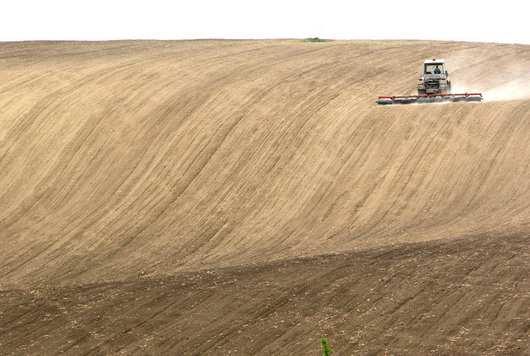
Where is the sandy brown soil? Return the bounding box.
[0,40,529,354]
[1,234,529,355]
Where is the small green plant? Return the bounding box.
[304,37,327,43]
[320,338,333,356]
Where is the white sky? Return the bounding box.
[1,0,529,44]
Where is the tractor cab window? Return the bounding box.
[425,63,444,75]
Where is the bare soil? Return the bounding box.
[0,40,529,354]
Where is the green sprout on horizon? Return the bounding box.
[304,37,328,42]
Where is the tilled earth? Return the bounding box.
[1,234,528,355]
[1,40,529,354]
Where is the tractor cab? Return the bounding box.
[423,59,447,77]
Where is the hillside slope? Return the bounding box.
[0,40,529,354]
[1,40,529,287]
